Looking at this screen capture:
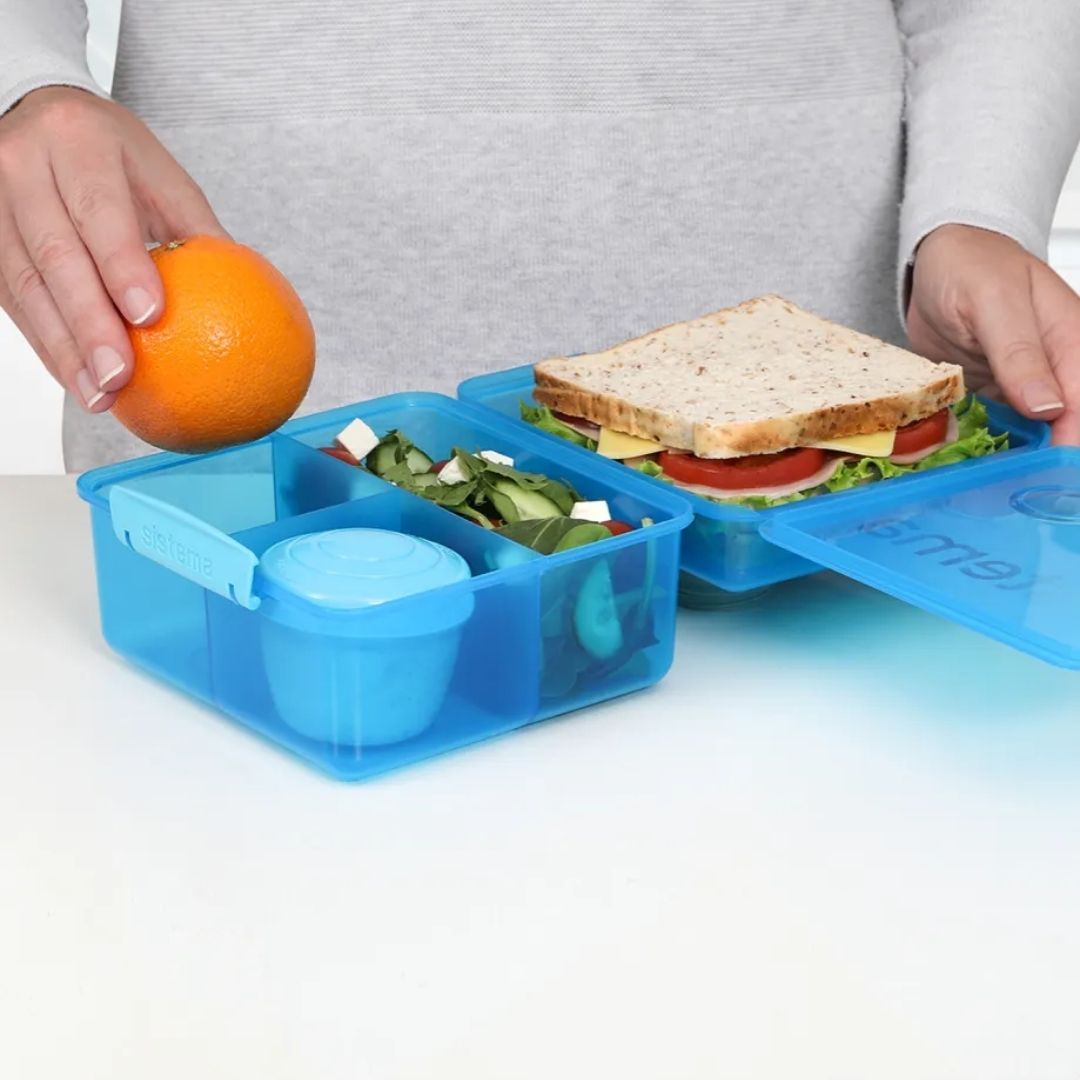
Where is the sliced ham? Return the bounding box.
[889,413,959,465]
[665,455,846,501]
[558,415,601,439]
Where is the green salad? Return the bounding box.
[322,429,642,554]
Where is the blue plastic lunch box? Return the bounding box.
[78,375,1080,781]
[77,394,692,781]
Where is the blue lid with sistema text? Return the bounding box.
[760,447,1080,669]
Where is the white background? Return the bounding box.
[1,3,1079,475]
[7,484,1080,1080]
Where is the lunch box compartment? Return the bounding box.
[457,365,1051,595]
[77,394,690,780]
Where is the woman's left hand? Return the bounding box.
[908,223,1080,444]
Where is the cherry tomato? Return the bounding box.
[602,520,635,536]
[320,446,360,466]
[657,446,829,491]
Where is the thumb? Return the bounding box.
[968,284,1065,422]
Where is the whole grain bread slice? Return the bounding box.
[534,295,965,458]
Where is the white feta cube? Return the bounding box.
[335,419,379,462]
[570,500,611,523]
[438,458,468,485]
[478,449,515,467]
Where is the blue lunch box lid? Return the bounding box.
[259,528,472,609]
[760,446,1080,669]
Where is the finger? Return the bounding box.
[967,274,1066,422]
[1031,265,1080,445]
[0,213,116,412]
[1049,411,1080,446]
[127,137,230,242]
[51,144,164,329]
[9,164,135,395]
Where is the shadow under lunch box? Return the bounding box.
[77,393,692,781]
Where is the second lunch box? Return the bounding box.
[458,365,1051,597]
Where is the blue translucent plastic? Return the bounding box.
[458,365,1051,594]
[77,394,692,780]
[761,447,1080,669]
[259,528,472,610]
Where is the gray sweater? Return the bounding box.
[3,1,1080,471]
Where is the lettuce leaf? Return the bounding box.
[915,398,1008,468]
[824,455,909,494]
[520,403,598,450]
[626,457,665,478]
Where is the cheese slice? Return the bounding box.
[809,430,896,457]
[597,427,665,459]
[596,424,895,460]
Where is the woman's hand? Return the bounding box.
[0,87,227,412]
[908,224,1080,444]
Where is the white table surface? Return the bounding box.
[4,477,1080,1080]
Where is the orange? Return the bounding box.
[113,235,316,453]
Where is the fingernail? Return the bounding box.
[91,345,126,390]
[122,286,157,325]
[76,368,106,410]
[1022,381,1066,414]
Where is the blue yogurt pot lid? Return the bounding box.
[259,528,471,610]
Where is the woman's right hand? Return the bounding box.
[0,86,227,411]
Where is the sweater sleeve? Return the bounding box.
[896,0,1080,313]
[0,0,106,117]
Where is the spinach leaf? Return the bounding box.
[496,518,612,555]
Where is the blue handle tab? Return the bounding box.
[109,485,261,610]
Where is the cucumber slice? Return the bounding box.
[367,438,434,477]
[366,440,399,477]
[405,446,434,474]
[573,560,623,661]
[489,478,562,521]
[409,472,441,490]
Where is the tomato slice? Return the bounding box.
[657,446,829,491]
[602,520,634,536]
[431,459,450,473]
[320,446,360,466]
[893,409,950,455]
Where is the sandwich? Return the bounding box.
[522,295,1008,508]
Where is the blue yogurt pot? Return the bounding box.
[258,528,474,747]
